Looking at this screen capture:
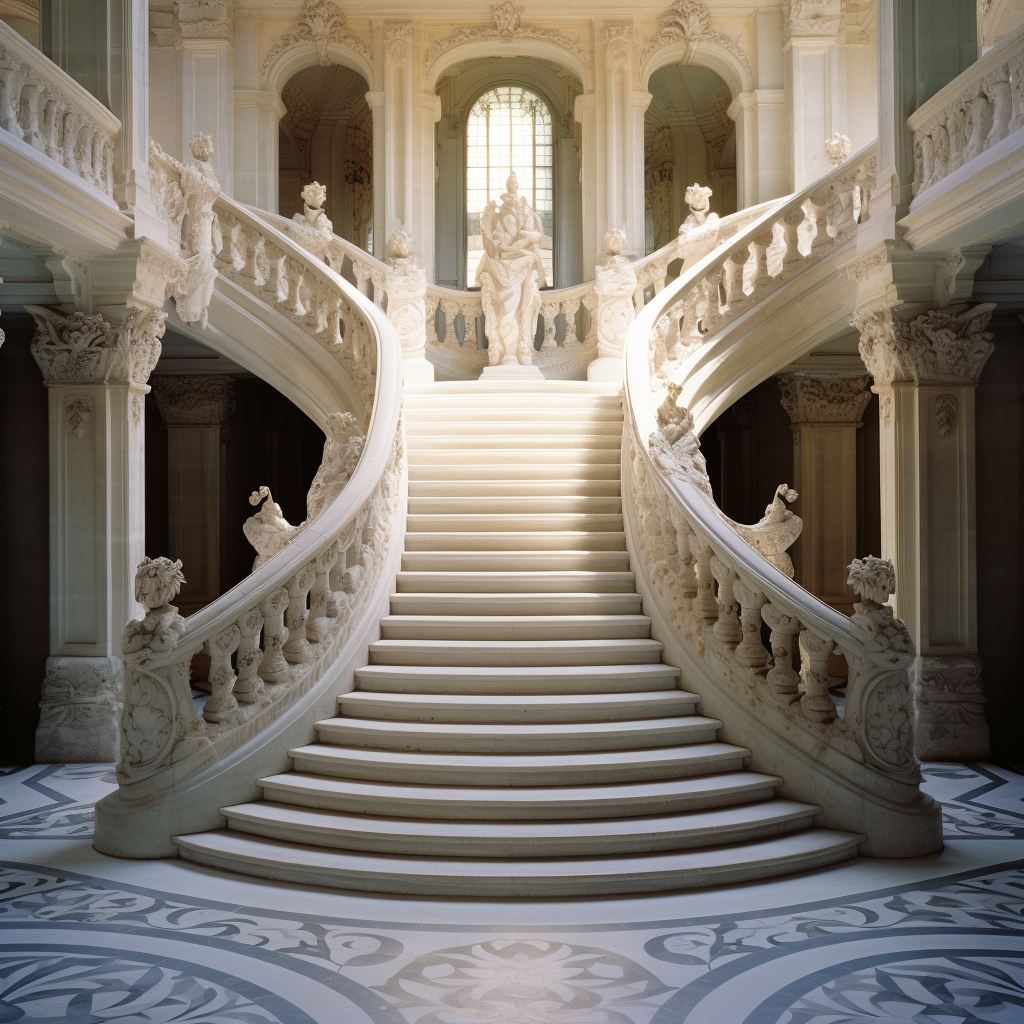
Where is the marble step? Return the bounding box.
[406,420,623,438]
[388,592,643,615]
[405,381,621,398]
[256,770,782,819]
[395,571,635,593]
[408,448,621,466]
[288,739,751,785]
[218,798,820,858]
[353,663,681,695]
[405,408,623,425]
[368,637,662,666]
[377,614,651,641]
[409,463,622,481]
[405,513,624,533]
[408,479,621,497]
[312,714,721,754]
[337,689,699,724]
[400,550,631,573]
[174,828,864,897]
[407,495,623,515]
[406,434,622,451]
[402,531,627,551]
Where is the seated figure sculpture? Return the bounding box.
[476,171,547,366]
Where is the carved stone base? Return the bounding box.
[34,656,124,763]
[913,654,990,761]
[403,357,435,385]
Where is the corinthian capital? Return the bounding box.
[151,375,236,425]
[851,303,997,385]
[782,0,841,41]
[27,305,168,387]
[777,373,872,423]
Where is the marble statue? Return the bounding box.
[587,228,638,383]
[476,171,547,366]
[384,230,433,383]
[288,180,335,263]
[175,133,222,329]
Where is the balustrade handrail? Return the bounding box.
[620,141,942,857]
[908,22,1024,198]
[0,19,120,198]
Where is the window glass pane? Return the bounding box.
[466,85,554,287]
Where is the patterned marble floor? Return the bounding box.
[0,762,1022,1023]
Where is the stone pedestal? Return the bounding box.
[151,375,235,615]
[778,373,872,613]
[854,302,995,760]
[27,305,167,762]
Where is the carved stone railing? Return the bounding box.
[621,142,942,857]
[0,19,120,198]
[909,22,1024,198]
[95,154,405,856]
[257,199,775,379]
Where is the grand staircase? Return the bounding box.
[175,379,862,896]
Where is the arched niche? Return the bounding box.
[263,40,373,101]
[641,39,749,100]
[278,63,373,252]
[644,63,737,255]
[435,56,584,289]
[426,38,592,95]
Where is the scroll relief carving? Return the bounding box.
[64,396,91,438]
[642,0,752,77]
[262,0,371,78]
[648,382,714,497]
[852,302,997,385]
[245,412,366,569]
[426,2,591,73]
[28,306,168,388]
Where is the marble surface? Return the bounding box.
[0,761,1021,1022]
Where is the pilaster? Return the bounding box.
[852,301,996,759]
[778,373,872,612]
[151,375,236,615]
[27,304,167,762]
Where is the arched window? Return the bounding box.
[466,85,554,286]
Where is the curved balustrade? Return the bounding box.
[621,143,943,858]
[258,200,775,379]
[0,20,119,198]
[910,23,1024,198]
[95,174,406,859]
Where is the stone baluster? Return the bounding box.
[283,261,306,317]
[733,579,769,669]
[710,556,743,647]
[41,97,61,159]
[259,587,290,683]
[426,297,442,347]
[239,229,265,285]
[749,232,775,292]
[441,301,459,345]
[723,249,748,310]
[761,604,802,696]
[806,190,833,252]
[564,299,581,346]
[262,242,285,304]
[798,627,836,722]
[780,207,805,267]
[702,267,726,334]
[307,545,338,644]
[20,79,42,149]
[233,608,265,704]
[693,540,719,624]
[678,287,703,348]
[668,509,699,599]
[283,563,316,664]
[203,623,240,724]
[0,60,22,134]
[218,218,242,269]
[353,263,371,297]
[540,305,558,350]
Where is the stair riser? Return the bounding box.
[408,481,621,498]
[256,780,780,820]
[288,750,749,786]
[368,645,663,667]
[407,498,623,515]
[313,720,720,753]
[388,594,642,615]
[336,696,698,724]
[353,666,680,695]
[405,515,624,533]
[406,422,622,437]
[401,533,627,552]
[408,465,621,482]
[404,409,623,424]
[377,619,652,641]
[408,450,621,466]
[395,573,635,593]
[173,834,862,898]
[223,811,817,859]
[400,552,630,572]
[407,436,622,451]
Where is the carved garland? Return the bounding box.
[641,0,752,77]
[262,0,372,80]
[426,1,591,74]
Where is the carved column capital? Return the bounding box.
[851,302,997,385]
[151,375,236,425]
[777,373,872,424]
[27,305,168,388]
[781,0,842,42]
[175,0,234,46]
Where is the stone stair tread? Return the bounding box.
[395,571,635,593]
[408,480,622,496]
[368,637,664,666]
[406,514,625,532]
[173,829,864,896]
[389,593,643,615]
[406,421,623,436]
[402,532,627,550]
[409,449,623,465]
[378,613,651,640]
[256,770,783,819]
[399,552,632,573]
[407,497,624,514]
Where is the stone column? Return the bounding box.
[27,305,167,762]
[853,302,996,760]
[778,373,872,612]
[151,376,235,615]
[783,0,842,190]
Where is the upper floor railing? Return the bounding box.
[909,22,1024,198]
[621,141,943,858]
[0,19,119,199]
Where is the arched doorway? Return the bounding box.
[645,65,737,255]
[278,63,372,252]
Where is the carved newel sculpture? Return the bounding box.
[384,230,434,384]
[287,181,335,263]
[476,171,546,373]
[175,133,222,328]
[588,228,638,384]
